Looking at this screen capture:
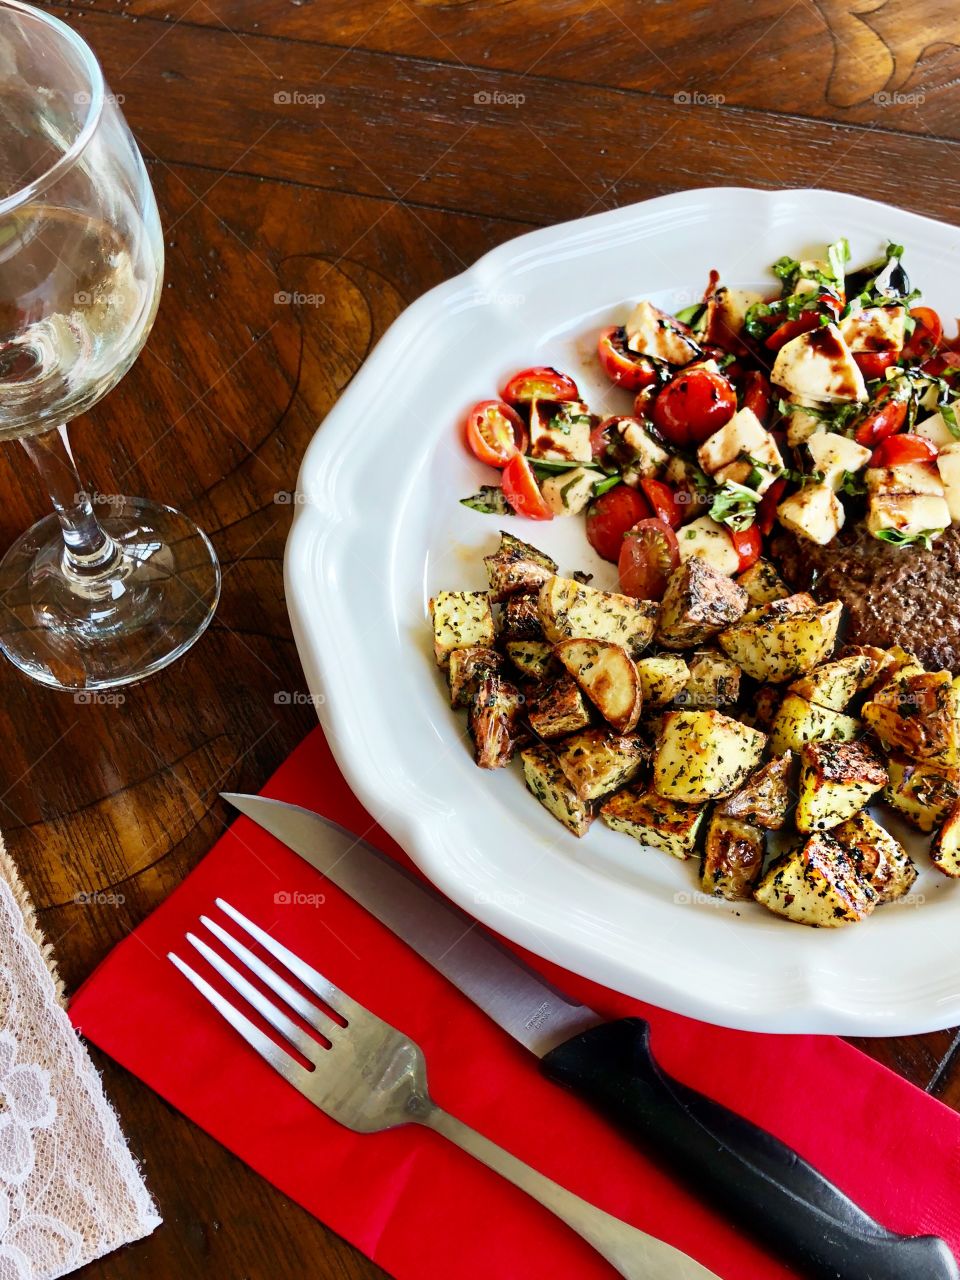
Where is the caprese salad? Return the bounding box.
[460,239,960,597]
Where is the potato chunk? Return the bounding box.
[555,730,649,801]
[702,812,766,900]
[448,645,506,709]
[832,811,917,902]
[768,693,860,756]
[680,649,741,709]
[795,740,887,832]
[527,676,592,740]
[754,834,877,927]
[789,654,873,713]
[736,559,789,606]
[430,591,496,666]
[538,576,657,658]
[600,787,706,859]
[931,802,960,878]
[469,675,524,769]
[653,709,766,802]
[501,592,544,641]
[635,655,689,707]
[657,560,748,649]
[718,599,842,682]
[555,639,641,733]
[862,670,960,768]
[717,753,793,829]
[521,744,594,838]
[883,756,960,832]
[505,640,554,681]
[483,531,557,601]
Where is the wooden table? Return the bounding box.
[5,1,960,1274]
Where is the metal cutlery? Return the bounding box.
[222,792,960,1280]
[169,898,720,1280]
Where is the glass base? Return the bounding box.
[0,496,221,691]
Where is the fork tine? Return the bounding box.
[200,914,341,1041]
[184,932,322,1065]
[168,951,313,1091]
[215,898,355,1020]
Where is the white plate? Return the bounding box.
[286,186,960,1036]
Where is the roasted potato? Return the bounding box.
[527,676,592,740]
[862,670,960,768]
[483,531,557,601]
[836,644,894,693]
[789,654,873,713]
[702,812,766,900]
[680,649,741,708]
[538,576,657,658]
[795,740,887,832]
[719,598,842,682]
[601,787,706,859]
[448,645,506,708]
[768,693,860,756]
[883,756,960,832]
[754,834,877,927]
[469,675,524,769]
[505,639,555,681]
[554,729,649,802]
[931,802,960,878]
[736,558,789,606]
[832,811,917,902]
[430,591,496,666]
[635,654,689,708]
[656,559,748,649]
[752,683,781,731]
[555,639,641,733]
[653,709,767,802]
[717,753,793,829]
[521,743,594,837]
[501,592,545,641]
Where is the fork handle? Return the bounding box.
[421,1105,719,1280]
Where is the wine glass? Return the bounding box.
[0,0,220,691]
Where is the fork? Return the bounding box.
[169,899,720,1280]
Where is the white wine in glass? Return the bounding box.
[0,0,220,691]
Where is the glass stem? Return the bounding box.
[20,424,120,577]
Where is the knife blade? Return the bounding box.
[222,791,958,1280]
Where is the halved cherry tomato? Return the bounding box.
[764,310,823,352]
[652,365,737,448]
[618,519,680,600]
[464,400,528,468]
[639,477,684,529]
[741,369,773,424]
[854,350,898,380]
[500,366,579,407]
[853,383,909,447]
[729,525,762,573]
[501,454,553,521]
[921,348,960,380]
[756,477,787,538]
[596,327,660,391]
[870,434,938,468]
[632,386,657,420]
[903,307,944,362]
[589,419,614,460]
[585,486,650,562]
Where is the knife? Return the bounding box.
[222,792,958,1280]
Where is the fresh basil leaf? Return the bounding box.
[526,456,602,474]
[460,486,512,515]
[593,474,621,497]
[709,481,762,530]
[675,302,706,327]
[873,527,943,551]
[827,237,850,286]
[940,401,960,439]
[839,469,867,497]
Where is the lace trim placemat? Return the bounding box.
[0,835,161,1278]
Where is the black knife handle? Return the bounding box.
[540,1018,958,1280]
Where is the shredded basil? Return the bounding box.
[526,456,603,474]
[709,481,762,530]
[593,474,621,497]
[873,527,943,551]
[839,470,867,497]
[675,302,706,328]
[460,486,512,515]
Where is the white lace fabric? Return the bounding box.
[0,843,160,1279]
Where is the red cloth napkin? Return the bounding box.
[70,727,960,1280]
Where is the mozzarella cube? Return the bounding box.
[771,325,867,403]
[709,287,764,344]
[838,306,906,353]
[867,462,946,499]
[916,411,959,450]
[617,419,669,479]
[776,484,845,546]
[867,493,950,540]
[937,444,960,524]
[529,399,593,463]
[783,399,823,446]
[677,516,740,576]
[697,407,783,489]
[806,432,872,490]
[625,300,700,367]
[539,467,597,516]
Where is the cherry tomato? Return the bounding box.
[652,366,737,448]
[756,477,787,537]
[585,486,651,562]
[741,369,773,424]
[618,519,680,600]
[596,327,659,391]
[464,400,527,468]
[501,455,553,521]
[764,310,823,352]
[729,525,762,573]
[921,348,960,380]
[853,383,909,447]
[854,350,898,380]
[501,366,579,407]
[903,307,944,362]
[870,434,938,468]
[639,477,684,529]
[589,420,613,460]
[632,386,657,419]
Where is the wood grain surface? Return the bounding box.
[4,1,960,1275]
